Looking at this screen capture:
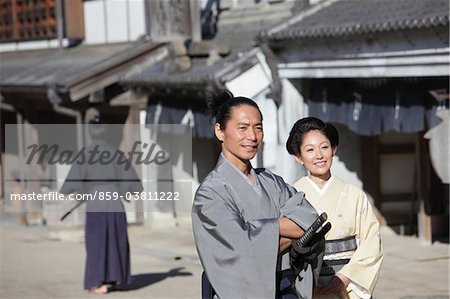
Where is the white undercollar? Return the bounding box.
[306,175,335,197]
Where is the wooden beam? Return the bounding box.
[379,143,415,154]
[188,39,231,56]
[416,132,432,244]
[360,136,383,224]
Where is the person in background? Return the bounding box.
[192,90,322,299]
[286,117,383,299]
[61,116,142,294]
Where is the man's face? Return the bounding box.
[215,105,263,167]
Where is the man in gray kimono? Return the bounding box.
[192,92,321,299]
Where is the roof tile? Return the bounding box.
[263,0,449,40]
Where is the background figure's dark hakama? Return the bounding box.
[60,141,143,290]
[84,211,130,290]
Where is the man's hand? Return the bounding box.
[279,217,305,239]
[314,273,350,295]
[279,237,292,253]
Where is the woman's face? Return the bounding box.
[215,105,263,167]
[295,130,336,178]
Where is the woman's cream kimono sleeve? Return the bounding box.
[339,192,383,298]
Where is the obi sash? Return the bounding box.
[320,235,357,276]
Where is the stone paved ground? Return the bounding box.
[1,213,449,299]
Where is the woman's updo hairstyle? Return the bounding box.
[206,89,262,130]
[286,117,339,156]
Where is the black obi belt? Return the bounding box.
[320,235,357,276]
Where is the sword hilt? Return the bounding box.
[297,212,328,247]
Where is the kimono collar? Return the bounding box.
[215,154,261,194]
[306,175,335,197]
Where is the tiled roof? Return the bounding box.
[124,58,224,88]
[261,0,449,41]
[123,49,260,97]
[0,41,161,88]
[123,1,293,88]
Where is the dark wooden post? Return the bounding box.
[416,132,432,244]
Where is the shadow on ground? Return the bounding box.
[400,296,450,299]
[123,267,193,291]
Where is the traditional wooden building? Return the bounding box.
[0,40,167,227]
[260,0,449,242]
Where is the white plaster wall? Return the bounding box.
[0,0,147,51]
[225,63,272,99]
[84,0,107,44]
[277,79,308,185]
[310,0,327,5]
[257,97,278,170]
[84,0,146,44]
[0,39,69,52]
[138,111,196,226]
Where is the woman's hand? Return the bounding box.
[314,273,350,295]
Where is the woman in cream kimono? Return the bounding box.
[286,117,383,299]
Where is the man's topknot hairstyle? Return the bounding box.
[206,89,262,130]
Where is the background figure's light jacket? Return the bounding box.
[294,176,383,299]
[192,155,319,299]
